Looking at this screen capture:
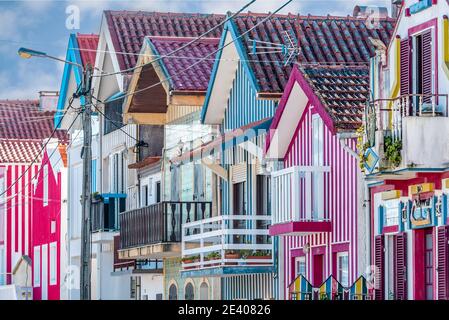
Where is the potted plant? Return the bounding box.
[246,250,271,265]
[224,250,240,265]
[204,251,221,267]
[182,255,200,269]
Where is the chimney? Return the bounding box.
[353,5,389,19]
[391,0,402,18]
[39,91,59,111]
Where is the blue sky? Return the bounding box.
[0,0,389,99]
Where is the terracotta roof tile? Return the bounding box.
[104,11,226,71]
[232,14,395,93]
[0,139,43,163]
[77,33,99,67]
[300,65,369,131]
[149,37,219,91]
[0,100,67,141]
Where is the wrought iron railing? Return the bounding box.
[119,201,212,250]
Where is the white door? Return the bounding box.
[41,244,48,300]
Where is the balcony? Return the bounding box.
[269,166,332,236]
[91,193,125,242]
[118,201,211,260]
[181,215,273,277]
[366,94,449,178]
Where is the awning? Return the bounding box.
[170,117,272,164]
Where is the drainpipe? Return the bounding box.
[337,132,371,276]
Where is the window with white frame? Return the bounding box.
[384,199,400,227]
[337,252,349,287]
[141,184,148,207]
[43,164,48,206]
[295,256,306,278]
[33,246,40,287]
[49,242,57,285]
[109,151,125,194]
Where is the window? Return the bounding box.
[199,282,209,300]
[256,175,271,216]
[295,256,306,278]
[168,283,178,300]
[156,181,161,203]
[233,182,246,215]
[337,252,349,287]
[33,246,40,287]
[43,165,48,206]
[130,276,141,300]
[425,232,434,300]
[109,152,125,194]
[312,115,324,221]
[104,97,124,135]
[0,246,5,285]
[49,242,57,285]
[141,185,148,207]
[185,282,195,300]
[412,30,433,103]
[384,199,400,227]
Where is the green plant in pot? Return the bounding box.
[383,136,402,168]
[205,251,221,261]
[246,250,271,265]
[224,250,240,265]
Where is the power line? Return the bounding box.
[94,0,257,78]
[0,112,82,207]
[0,92,77,199]
[95,0,294,106]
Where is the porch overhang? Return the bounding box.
[118,243,181,260]
[269,221,332,236]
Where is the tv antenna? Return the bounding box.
[250,30,300,66]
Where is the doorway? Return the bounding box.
[414,228,434,300]
[313,254,324,287]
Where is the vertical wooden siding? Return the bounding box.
[282,104,359,297]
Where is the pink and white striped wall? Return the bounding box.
[281,103,359,298]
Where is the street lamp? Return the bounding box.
[18,47,84,68]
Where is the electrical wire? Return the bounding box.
[0,91,78,199]
[93,0,294,106]
[94,0,257,78]
[0,113,82,208]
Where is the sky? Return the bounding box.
[0,0,390,99]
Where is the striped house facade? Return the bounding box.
[220,61,278,300]
[0,161,40,285]
[281,103,359,295]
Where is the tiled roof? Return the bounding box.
[231,14,395,93]
[77,33,99,67]
[149,36,219,91]
[0,100,67,141]
[104,10,226,71]
[0,139,43,163]
[300,65,369,131]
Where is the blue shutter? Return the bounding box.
[91,159,97,193]
[443,194,448,226]
[398,202,405,232]
[378,205,384,234]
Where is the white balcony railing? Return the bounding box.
[271,166,331,225]
[372,94,448,142]
[181,215,272,270]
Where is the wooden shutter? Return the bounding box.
[394,233,408,300]
[374,235,385,300]
[421,30,433,103]
[400,38,411,96]
[231,163,247,184]
[437,226,449,300]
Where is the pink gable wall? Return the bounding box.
[282,102,359,297]
[31,150,61,300]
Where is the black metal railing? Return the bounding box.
[119,201,212,250]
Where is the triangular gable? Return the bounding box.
[55,34,83,128]
[201,20,260,125]
[264,66,336,160]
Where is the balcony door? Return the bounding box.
[313,253,324,287]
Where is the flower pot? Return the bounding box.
[224,253,240,265]
[246,255,271,265]
[182,259,199,270]
[204,258,220,267]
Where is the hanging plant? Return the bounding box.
[356,125,370,171]
[384,136,402,168]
